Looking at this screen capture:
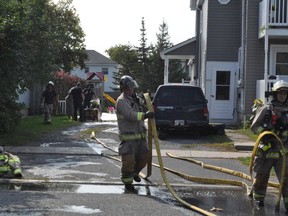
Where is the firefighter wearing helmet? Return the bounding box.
[250,80,288,213]
[115,75,154,191]
[41,81,57,124]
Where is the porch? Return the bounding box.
[259,0,288,38]
[256,76,288,102]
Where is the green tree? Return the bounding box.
[0,0,87,133]
[149,20,173,91]
[151,20,185,89]
[135,17,152,92]
[106,44,139,90]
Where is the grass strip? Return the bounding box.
[0,115,79,145]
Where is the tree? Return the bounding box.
[149,20,173,91]
[135,17,152,92]
[0,0,87,133]
[152,21,185,89]
[51,70,82,100]
[106,44,139,90]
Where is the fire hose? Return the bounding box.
[249,131,286,211]
[88,93,286,215]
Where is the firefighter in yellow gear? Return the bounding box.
[250,80,288,214]
[116,75,154,191]
[0,146,22,178]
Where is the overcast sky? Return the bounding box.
[63,0,196,56]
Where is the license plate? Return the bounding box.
[174,120,185,126]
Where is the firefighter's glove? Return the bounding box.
[144,111,155,119]
[40,103,44,109]
[259,143,272,152]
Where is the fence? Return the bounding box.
[58,100,66,115]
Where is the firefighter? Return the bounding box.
[115,75,154,191]
[69,82,84,121]
[41,81,57,124]
[250,80,288,213]
[0,146,22,178]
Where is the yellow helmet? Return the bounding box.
[272,80,288,92]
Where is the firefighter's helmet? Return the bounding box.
[272,80,288,92]
[120,75,138,91]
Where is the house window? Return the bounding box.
[276,52,288,75]
[216,71,230,100]
[102,68,108,75]
[270,45,288,76]
[85,67,89,73]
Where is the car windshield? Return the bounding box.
[155,87,204,106]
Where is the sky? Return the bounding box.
[68,0,196,57]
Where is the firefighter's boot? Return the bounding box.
[125,184,135,191]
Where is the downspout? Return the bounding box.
[264,34,269,95]
[240,0,247,123]
[196,6,202,87]
[164,57,169,84]
[264,0,269,100]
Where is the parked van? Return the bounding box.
[152,84,209,139]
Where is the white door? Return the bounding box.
[210,69,235,120]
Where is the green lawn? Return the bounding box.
[0,115,79,146]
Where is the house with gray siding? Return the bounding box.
[19,49,120,116]
[162,0,288,125]
[70,50,120,97]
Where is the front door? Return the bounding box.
[210,69,235,120]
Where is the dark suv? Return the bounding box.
[152,84,209,139]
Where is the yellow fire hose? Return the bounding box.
[90,94,286,215]
[142,120,152,178]
[166,153,279,189]
[249,131,286,210]
[88,136,249,192]
[103,93,116,105]
[143,93,216,216]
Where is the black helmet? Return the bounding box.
[120,75,138,91]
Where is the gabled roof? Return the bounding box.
[86,72,104,80]
[86,50,118,65]
[160,37,196,59]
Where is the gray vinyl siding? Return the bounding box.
[206,0,241,61]
[243,0,264,117]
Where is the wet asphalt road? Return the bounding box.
[0,114,287,216]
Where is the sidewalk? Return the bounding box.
[225,129,255,151]
[4,113,256,159]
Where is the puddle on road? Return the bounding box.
[0,205,101,215]
[0,182,155,195]
[0,183,286,215]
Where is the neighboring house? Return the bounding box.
[19,49,120,116]
[70,50,120,98]
[162,0,288,126]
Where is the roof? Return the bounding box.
[86,50,118,65]
[160,37,196,59]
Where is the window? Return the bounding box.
[85,67,89,73]
[102,68,108,75]
[270,45,288,76]
[216,71,230,100]
[276,52,288,75]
